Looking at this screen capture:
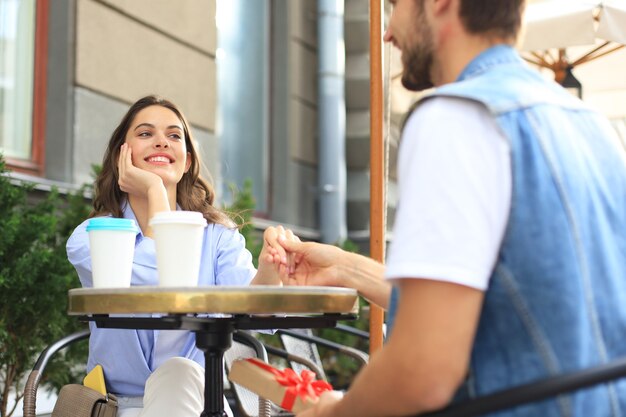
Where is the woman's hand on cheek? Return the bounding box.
[118,143,165,198]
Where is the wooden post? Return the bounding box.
[369,0,385,354]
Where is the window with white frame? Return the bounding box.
[0,0,36,161]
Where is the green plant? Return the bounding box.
[0,156,92,417]
[224,179,263,266]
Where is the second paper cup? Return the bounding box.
[149,211,207,287]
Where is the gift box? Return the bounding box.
[228,358,333,412]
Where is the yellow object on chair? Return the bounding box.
[83,365,107,395]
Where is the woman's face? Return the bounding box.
[124,105,192,188]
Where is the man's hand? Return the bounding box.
[277,237,345,287]
[296,391,343,417]
[277,237,391,308]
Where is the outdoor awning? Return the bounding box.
[521,0,626,51]
[520,0,626,83]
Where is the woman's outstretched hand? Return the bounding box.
[252,225,300,285]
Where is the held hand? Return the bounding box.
[118,143,165,198]
[296,390,343,417]
[279,236,391,308]
[277,237,346,287]
[254,226,299,285]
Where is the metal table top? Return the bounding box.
[68,285,359,315]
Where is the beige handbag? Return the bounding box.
[51,384,117,417]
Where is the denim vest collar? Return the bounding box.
[456,44,521,82]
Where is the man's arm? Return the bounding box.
[332,250,391,309]
[299,278,484,417]
[278,238,392,309]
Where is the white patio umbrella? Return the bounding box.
[521,0,626,83]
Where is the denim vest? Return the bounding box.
[387,45,626,416]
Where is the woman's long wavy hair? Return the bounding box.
[91,95,233,227]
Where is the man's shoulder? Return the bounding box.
[413,95,489,114]
[406,96,494,133]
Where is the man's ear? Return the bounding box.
[185,152,192,173]
[432,0,453,16]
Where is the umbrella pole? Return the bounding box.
[369,0,385,354]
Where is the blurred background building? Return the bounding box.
[0,0,398,252]
[1,0,625,250]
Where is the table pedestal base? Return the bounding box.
[196,322,234,417]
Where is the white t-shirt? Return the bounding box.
[385,97,512,291]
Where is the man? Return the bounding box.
[279,0,626,416]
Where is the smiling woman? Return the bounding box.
[65,94,299,417]
[90,95,231,236]
[119,104,193,231]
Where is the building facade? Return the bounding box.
[0,0,398,248]
[4,0,622,249]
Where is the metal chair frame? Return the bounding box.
[23,329,91,417]
[23,330,279,417]
[27,328,626,416]
[422,357,626,417]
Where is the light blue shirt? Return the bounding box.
[66,202,256,396]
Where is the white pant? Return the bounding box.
[116,357,233,417]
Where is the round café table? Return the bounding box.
[68,286,359,417]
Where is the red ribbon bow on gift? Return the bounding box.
[246,358,333,410]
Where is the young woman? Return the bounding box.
[67,95,291,417]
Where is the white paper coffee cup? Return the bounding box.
[87,217,139,288]
[149,211,207,287]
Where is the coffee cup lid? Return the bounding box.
[87,217,139,233]
[149,211,208,227]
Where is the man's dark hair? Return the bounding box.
[459,0,526,41]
